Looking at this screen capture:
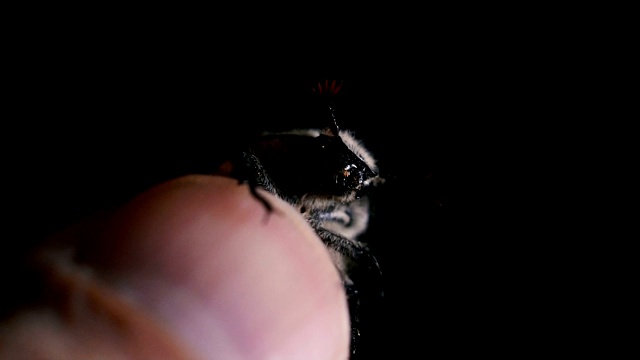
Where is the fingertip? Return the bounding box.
[86,175,351,359]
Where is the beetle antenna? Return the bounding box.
[312,79,343,137]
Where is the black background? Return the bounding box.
[4,28,598,357]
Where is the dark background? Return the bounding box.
[4,33,592,356]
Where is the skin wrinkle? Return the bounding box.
[0,247,199,360]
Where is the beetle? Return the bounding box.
[215,80,384,358]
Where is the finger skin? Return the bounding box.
[1,175,351,360]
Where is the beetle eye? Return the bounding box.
[337,164,365,190]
